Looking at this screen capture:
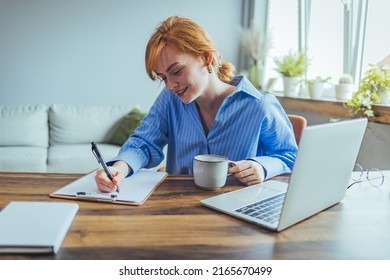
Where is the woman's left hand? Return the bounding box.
[228,160,265,186]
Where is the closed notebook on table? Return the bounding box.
[0,201,79,254]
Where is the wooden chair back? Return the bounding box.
[288,114,307,145]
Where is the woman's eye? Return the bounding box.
[171,68,183,76]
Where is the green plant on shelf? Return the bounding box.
[274,50,309,77]
[305,76,331,87]
[338,74,354,84]
[347,64,390,118]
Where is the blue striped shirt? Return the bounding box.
[110,76,297,179]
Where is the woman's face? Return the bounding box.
[154,45,210,104]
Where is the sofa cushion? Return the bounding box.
[107,108,146,146]
[47,143,121,173]
[0,105,48,147]
[49,104,133,145]
[0,146,47,172]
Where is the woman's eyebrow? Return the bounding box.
[155,62,180,76]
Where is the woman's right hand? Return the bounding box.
[94,161,131,193]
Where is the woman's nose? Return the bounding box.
[166,79,178,92]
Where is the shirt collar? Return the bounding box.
[229,75,263,100]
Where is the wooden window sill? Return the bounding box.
[273,93,390,125]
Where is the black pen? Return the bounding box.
[91,142,120,193]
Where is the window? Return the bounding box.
[266,0,299,91]
[253,0,389,95]
[361,0,390,76]
[306,1,343,84]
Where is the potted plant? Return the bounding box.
[306,76,331,99]
[274,50,309,97]
[347,64,390,118]
[239,21,271,89]
[335,74,354,101]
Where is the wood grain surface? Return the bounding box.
[1,172,390,260]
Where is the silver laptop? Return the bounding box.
[201,118,368,231]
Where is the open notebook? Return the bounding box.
[0,201,78,254]
[50,170,168,205]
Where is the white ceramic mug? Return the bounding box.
[193,154,233,190]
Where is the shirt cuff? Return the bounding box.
[107,149,145,176]
[250,156,291,180]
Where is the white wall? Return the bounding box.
[0,0,241,111]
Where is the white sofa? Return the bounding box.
[0,104,140,173]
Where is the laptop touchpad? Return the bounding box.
[231,185,281,204]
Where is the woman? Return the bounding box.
[95,16,297,193]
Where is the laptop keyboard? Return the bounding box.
[235,193,285,224]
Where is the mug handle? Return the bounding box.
[227,161,236,176]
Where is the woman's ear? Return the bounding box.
[203,52,214,66]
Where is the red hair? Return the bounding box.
[145,16,234,83]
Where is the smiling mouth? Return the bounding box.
[175,87,187,97]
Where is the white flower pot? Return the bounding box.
[335,84,354,101]
[308,82,324,99]
[283,77,299,97]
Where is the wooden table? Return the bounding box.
[1,171,390,260]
